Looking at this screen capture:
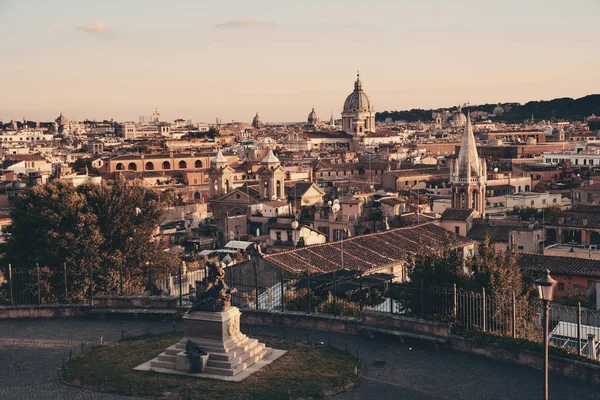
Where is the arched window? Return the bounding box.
[472,190,479,209]
[225,180,230,193]
[128,163,137,171]
[194,191,201,200]
[162,161,171,170]
[145,162,154,171]
[276,180,282,198]
[178,160,187,169]
[195,160,202,168]
[116,163,124,170]
[525,185,530,192]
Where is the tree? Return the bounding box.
[2,179,178,299]
[3,181,102,300]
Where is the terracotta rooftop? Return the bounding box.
[517,253,600,279]
[263,222,474,274]
[441,208,475,221]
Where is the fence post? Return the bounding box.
[388,278,393,314]
[63,263,68,303]
[8,263,13,305]
[511,292,516,338]
[89,266,94,305]
[36,263,41,305]
[178,262,183,306]
[333,272,337,316]
[254,265,259,310]
[453,283,457,323]
[119,264,124,296]
[577,302,582,356]
[149,264,153,296]
[482,287,486,332]
[280,271,285,312]
[359,274,363,312]
[306,271,311,314]
[420,279,425,317]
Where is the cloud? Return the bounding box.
[76,22,110,34]
[214,20,275,29]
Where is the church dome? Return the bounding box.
[55,112,69,126]
[452,106,466,126]
[307,107,318,125]
[343,73,373,113]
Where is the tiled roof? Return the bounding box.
[467,223,514,242]
[517,253,600,279]
[571,204,600,214]
[307,131,353,140]
[263,222,474,274]
[388,168,449,178]
[441,208,475,221]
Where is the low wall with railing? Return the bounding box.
[0,304,90,319]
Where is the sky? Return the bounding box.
[1,0,599,123]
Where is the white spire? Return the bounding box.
[212,149,228,165]
[456,112,481,179]
[261,148,280,165]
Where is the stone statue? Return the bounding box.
[189,262,237,312]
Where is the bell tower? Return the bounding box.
[450,112,487,215]
[208,149,233,198]
[257,149,285,200]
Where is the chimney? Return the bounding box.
[583,219,588,227]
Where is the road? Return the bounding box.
[0,318,598,399]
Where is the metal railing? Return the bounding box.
[0,264,194,306]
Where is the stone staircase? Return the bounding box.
[150,334,273,376]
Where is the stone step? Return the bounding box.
[164,345,180,356]
[158,354,177,363]
[208,339,259,361]
[207,343,266,369]
[150,358,176,370]
[203,348,272,377]
[176,337,255,355]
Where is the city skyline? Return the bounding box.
[1,0,599,122]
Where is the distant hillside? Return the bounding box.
[376,94,600,123]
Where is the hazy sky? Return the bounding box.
[1,0,599,123]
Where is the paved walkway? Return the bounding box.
[0,318,598,399]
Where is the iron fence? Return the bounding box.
[0,264,198,306]
[224,269,600,360]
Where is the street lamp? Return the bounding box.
[534,269,557,400]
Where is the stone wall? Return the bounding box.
[0,305,90,320]
[241,309,362,334]
[451,336,600,384]
[92,295,178,309]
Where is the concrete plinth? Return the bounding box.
[134,307,285,380]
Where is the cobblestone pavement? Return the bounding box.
[0,318,599,399]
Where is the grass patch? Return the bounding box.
[64,332,359,399]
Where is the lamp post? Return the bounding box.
[535,269,557,400]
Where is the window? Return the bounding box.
[590,160,594,166]
[276,232,282,242]
[542,199,546,205]
[517,245,524,250]
[573,284,582,291]
[318,226,330,236]
[454,226,460,234]
[558,283,565,291]
[588,193,594,203]
[530,201,534,206]
[333,229,344,241]
[553,198,557,203]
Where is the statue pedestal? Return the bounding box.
[135,307,285,380]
